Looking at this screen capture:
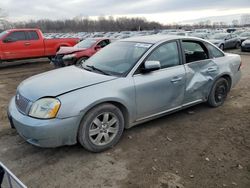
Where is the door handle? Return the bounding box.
[171,77,183,83]
[24,42,30,46]
[206,67,217,73]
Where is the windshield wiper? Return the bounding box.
[86,65,111,76]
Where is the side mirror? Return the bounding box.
[143,61,161,72]
[3,38,16,43]
[95,45,102,50]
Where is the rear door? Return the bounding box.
[225,34,235,48]
[133,41,186,120]
[25,31,45,58]
[181,40,219,105]
[231,34,238,47]
[1,31,27,60]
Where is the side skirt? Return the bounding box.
[128,99,204,129]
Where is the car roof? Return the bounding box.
[7,28,39,32]
[120,34,203,44]
[85,37,109,41]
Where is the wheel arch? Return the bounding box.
[207,73,232,100]
[56,43,70,52]
[79,100,130,129]
[220,74,232,91]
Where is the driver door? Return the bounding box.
[133,41,186,120]
[1,31,28,60]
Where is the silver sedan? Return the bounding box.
[208,33,241,50]
[8,35,242,152]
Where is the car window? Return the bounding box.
[225,35,231,40]
[146,41,180,69]
[97,40,109,48]
[27,31,39,40]
[182,41,208,63]
[75,39,97,48]
[6,31,26,41]
[0,31,8,39]
[84,41,151,76]
[206,43,224,58]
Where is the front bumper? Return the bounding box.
[241,46,250,52]
[51,55,76,67]
[8,97,80,147]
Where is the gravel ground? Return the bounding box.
[0,53,250,188]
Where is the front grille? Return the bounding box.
[15,92,31,115]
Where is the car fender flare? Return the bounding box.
[56,43,71,52]
[78,98,131,129]
[207,73,232,98]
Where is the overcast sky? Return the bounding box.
[1,0,250,24]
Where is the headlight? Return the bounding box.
[241,42,246,46]
[63,54,76,60]
[29,98,61,119]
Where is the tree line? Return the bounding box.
[6,16,164,32]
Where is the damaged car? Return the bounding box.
[51,38,111,67]
[8,35,241,152]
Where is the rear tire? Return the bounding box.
[78,103,124,152]
[208,78,229,107]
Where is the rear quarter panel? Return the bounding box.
[217,53,241,88]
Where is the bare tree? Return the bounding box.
[0,8,9,30]
[13,16,163,33]
[232,20,239,27]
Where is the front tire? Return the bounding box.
[219,44,224,51]
[235,42,241,49]
[208,78,229,107]
[78,103,124,152]
[76,56,89,66]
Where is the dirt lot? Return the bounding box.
[0,54,250,188]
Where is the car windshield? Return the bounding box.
[0,31,8,39]
[240,32,250,37]
[75,38,97,48]
[82,41,152,76]
[209,33,228,40]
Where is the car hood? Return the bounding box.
[18,66,117,101]
[240,37,249,40]
[57,46,87,55]
[243,39,250,44]
[208,39,223,44]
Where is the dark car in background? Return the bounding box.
[51,38,111,67]
[241,38,250,52]
[208,33,241,50]
[239,32,250,43]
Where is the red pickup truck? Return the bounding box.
[0,28,79,62]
